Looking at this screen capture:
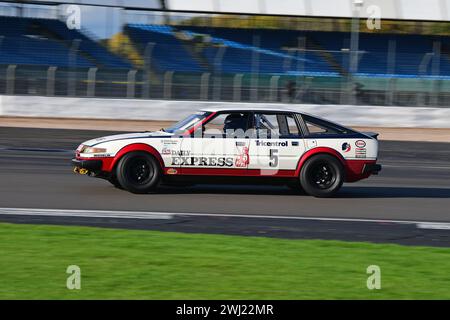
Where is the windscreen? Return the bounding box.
[164,111,211,133]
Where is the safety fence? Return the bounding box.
[1,64,450,107]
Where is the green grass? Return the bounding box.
[0,222,449,299]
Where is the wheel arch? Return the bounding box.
[295,147,345,177]
[107,143,165,173]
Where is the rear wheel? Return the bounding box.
[116,151,161,194]
[300,154,344,198]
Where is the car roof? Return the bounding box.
[200,106,300,113]
[198,106,355,132]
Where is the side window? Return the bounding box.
[305,121,328,134]
[203,114,227,135]
[286,114,300,136]
[203,112,250,138]
[254,113,300,138]
[254,113,280,138]
[302,115,342,135]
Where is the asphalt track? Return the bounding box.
[0,126,449,247]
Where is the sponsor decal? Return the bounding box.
[355,140,367,148]
[92,154,112,158]
[161,139,178,145]
[171,156,234,167]
[256,140,288,147]
[162,148,190,156]
[235,147,250,167]
[166,168,178,175]
[342,142,351,153]
[355,147,367,158]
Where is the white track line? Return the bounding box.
[0,208,450,230]
[416,223,450,230]
[0,208,172,220]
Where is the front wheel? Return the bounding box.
[108,175,123,189]
[116,151,161,194]
[300,154,344,198]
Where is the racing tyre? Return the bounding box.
[108,175,123,189]
[116,151,161,194]
[300,154,344,198]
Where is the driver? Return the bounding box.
[223,113,249,137]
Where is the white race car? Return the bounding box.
[72,107,381,197]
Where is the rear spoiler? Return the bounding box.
[361,132,379,139]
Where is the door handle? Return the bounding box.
[236,141,245,146]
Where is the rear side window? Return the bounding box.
[305,120,335,134]
[302,115,352,136]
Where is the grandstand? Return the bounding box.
[125,24,450,78]
[2,15,447,77]
[0,16,130,68]
[125,24,204,73]
[0,0,449,106]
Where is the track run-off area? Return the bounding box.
[0,126,449,247]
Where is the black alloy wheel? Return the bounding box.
[116,151,161,194]
[300,154,344,198]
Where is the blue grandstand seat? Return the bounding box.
[0,36,93,68]
[126,24,203,73]
[128,25,336,76]
[0,16,130,69]
[39,19,131,69]
[311,31,450,78]
[180,26,337,76]
[177,25,450,78]
[3,15,448,79]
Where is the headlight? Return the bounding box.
[83,147,107,154]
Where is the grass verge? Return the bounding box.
[0,222,449,299]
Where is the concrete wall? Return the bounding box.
[1,95,450,128]
[169,0,450,21]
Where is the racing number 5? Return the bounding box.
[269,149,278,167]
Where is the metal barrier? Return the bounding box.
[1,64,450,107]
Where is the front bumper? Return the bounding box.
[363,163,382,175]
[72,158,103,172]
